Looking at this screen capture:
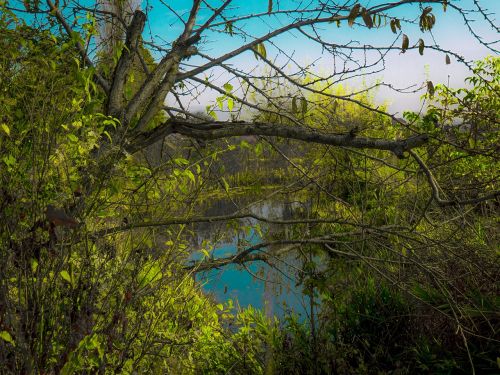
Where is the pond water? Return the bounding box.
[191,199,316,320]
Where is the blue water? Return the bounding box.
[193,229,311,319]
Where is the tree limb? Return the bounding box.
[128,119,429,156]
[409,150,500,206]
[107,10,146,118]
[46,0,110,93]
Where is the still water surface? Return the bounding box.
[191,200,315,319]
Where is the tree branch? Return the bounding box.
[125,3,201,127]
[410,150,500,206]
[106,10,146,118]
[46,0,110,93]
[128,119,429,157]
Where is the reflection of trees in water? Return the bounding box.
[191,196,317,318]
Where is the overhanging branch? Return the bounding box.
[128,119,429,157]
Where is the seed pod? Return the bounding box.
[445,54,451,64]
[422,6,433,16]
[390,19,397,33]
[401,34,409,53]
[427,81,435,97]
[418,39,425,55]
[300,97,308,115]
[361,8,373,29]
[348,4,361,27]
[291,97,297,113]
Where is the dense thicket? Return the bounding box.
[0,2,498,374]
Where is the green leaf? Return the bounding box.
[174,158,189,166]
[60,270,72,284]
[227,97,234,111]
[257,42,267,59]
[0,331,14,346]
[67,133,79,143]
[2,154,16,167]
[1,123,10,136]
[216,96,224,110]
[185,169,195,184]
[31,258,38,273]
[103,130,112,143]
[137,262,162,287]
[223,82,233,92]
[221,177,230,192]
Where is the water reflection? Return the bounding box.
[191,200,314,320]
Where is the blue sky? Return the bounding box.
[16,0,495,115]
[140,0,499,114]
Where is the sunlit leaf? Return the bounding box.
[2,154,16,167]
[222,177,230,192]
[137,262,162,287]
[31,258,38,273]
[223,82,233,92]
[60,270,72,284]
[1,123,10,136]
[185,169,195,184]
[258,42,266,59]
[0,331,14,346]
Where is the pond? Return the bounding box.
[191,199,318,320]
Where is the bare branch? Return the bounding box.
[129,119,428,156]
[410,150,500,206]
[46,0,110,93]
